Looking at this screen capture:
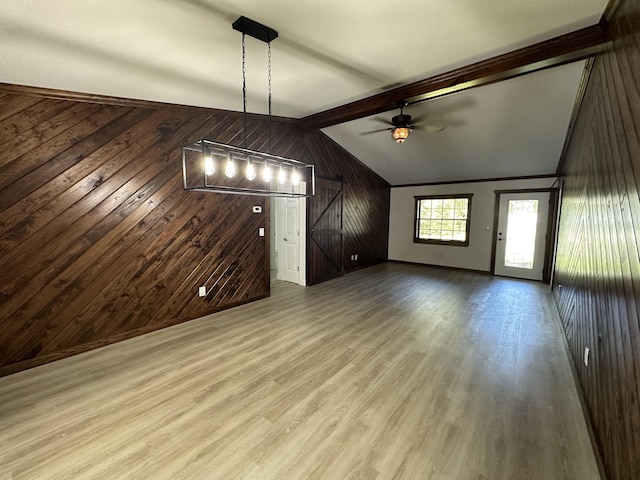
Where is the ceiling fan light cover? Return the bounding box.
[392,127,410,143]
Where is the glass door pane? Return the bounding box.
[504,199,539,269]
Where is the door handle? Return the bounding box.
[283,238,288,241]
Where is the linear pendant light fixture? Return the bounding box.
[182,16,315,197]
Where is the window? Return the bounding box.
[414,194,473,246]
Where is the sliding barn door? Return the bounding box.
[308,178,343,285]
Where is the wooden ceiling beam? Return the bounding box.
[300,25,608,130]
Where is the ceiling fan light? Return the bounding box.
[392,127,410,143]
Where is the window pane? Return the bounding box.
[504,200,538,269]
[456,200,468,219]
[415,195,471,244]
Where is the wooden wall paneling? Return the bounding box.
[38,176,199,353]
[0,113,166,335]
[0,102,119,173]
[308,178,344,285]
[0,95,43,123]
[302,130,390,283]
[543,189,560,282]
[0,84,384,376]
[54,185,229,347]
[0,111,203,322]
[0,88,306,376]
[553,1,640,477]
[55,116,242,332]
[588,107,618,468]
[0,98,73,146]
[600,49,640,465]
[0,108,181,247]
[0,111,216,364]
[0,104,127,200]
[147,196,266,322]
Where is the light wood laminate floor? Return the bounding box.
[0,263,600,479]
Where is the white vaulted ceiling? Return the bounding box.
[322,61,588,185]
[0,0,609,183]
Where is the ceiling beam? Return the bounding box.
[300,25,608,130]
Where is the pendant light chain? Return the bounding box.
[242,32,248,149]
[183,17,315,197]
[268,42,272,153]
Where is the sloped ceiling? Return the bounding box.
[322,61,587,185]
[0,0,608,183]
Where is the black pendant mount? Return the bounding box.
[232,16,278,43]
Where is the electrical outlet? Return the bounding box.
[259,227,265,237]
[198,286,206,297]
[584,347,590,366]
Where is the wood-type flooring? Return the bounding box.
[0,263,600,479]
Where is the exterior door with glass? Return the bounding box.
[494,191,550,281]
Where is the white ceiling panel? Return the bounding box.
[323,61,587,185]
[0,1,606,183]
[0,0,606,117]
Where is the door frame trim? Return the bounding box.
[490,188,559,282]
[275,195,307,286]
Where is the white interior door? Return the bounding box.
[277,196,301,284]
[494,191,550,281]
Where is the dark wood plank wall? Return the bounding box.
[0,93,302,376]
[0,87,390,377]
[0,85,389,375]
[308,178,344,285]
[553,1,640,478]
[303,130,390,278]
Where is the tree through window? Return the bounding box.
[414,194,473,246]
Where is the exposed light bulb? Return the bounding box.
[263,161,272,182]
[224,152,236,178]
[245,158,256,181]
[204,156,215,176]
[277,165,286,184]
[291,167,300,186]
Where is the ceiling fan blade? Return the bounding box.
[412,124,446,133]
[442,118,466,127]
[409,115,429,124]
[370,117,394,126]
[360,127,392,135]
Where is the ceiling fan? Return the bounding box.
[361,101,445,143]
